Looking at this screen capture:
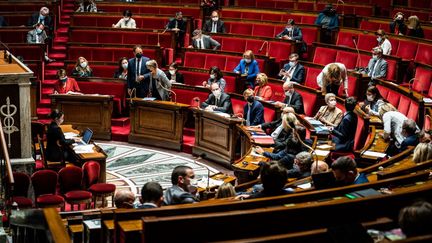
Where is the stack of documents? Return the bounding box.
[73,144,95,154]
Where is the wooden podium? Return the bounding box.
[128,99,190,151]
[193,109,242,167]
[50,94,113,140]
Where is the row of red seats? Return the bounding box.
[0,28,31,44]
[180,69,237,93]
[391,8,432,22]
[220,8,316,24]
[70,14,172,30]
[336,29,432,66]
[0,1,53,12]
[359,19,432,40]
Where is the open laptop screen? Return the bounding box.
[82,128,93,144]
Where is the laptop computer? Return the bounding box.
[76,128,93,146]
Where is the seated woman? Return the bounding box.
[114,57,128,80]
[330,97,357,152]
[143,59,171,101]
[165,62,184,84]
[233,50,260,89]
[413,143,432,163]
[76,0,97,12]
[202,66,226,92]
[390,12,406,35]
[112,9,136,29]
[406,15,424,38]
[314,93,343,127]
[316,62,348,97]
[361,86,385,116]
[45,109,77,163]
[71,56,93,78]
[54,69,81,94]
[253,73,273,101]
[376,29,392,55]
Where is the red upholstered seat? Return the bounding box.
[36,194,65,205]
[302,27,318,44]
[221,38,246,52]
[65,191,93,200]
[397,95,411,116]
[275,1,295,9]
[297,2,314,11]
[376,84,389,98]
[313,47,337,65]
[253,24,276,38]
[205,54,227,70]
[226,56,242,71]
[11,171,33,208]
[359,20,380,31]
[336,31,357,48]
[301,16,316,24]
[357,34,378,53]
[396,40,417,60]
[59,166,92,210]
[386,59,398,82]
[407,101,419,122]
[83,161,116,208]
[184,52,206,69]
[386,90,401,108]
[172,88,209,105]
[89,183,116,194]
[413,66,432,94]
[31,170,65,208]
[11,197,33,208]
[268,82,284,102]
[415,43,432,66]
[262,13,284,22]
[335,51,358,70]
[269,42,292,61]
[231,22,253,35]
[295,89,318,117]
[263,107,275,123]
[231,98,246,116]
[358,54,371,69]
[182,71,209,87]
[245,39,263,54]
[304,66,322,90]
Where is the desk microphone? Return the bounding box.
[193,97,201,108]
[352,36,362,70]
[258,41,269,56]
[129,88,137,104]
[157,26,169,47]
[159,82,177,103]
[408,78,417,94]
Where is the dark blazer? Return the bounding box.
[192,35,221,50]
[28,12,53,31]
[203,19,226,33]
[0,16,7,27]
[283,91,305,114]
[201,92,233,114]
[281,63,305,84]
[275,26,303,41]
[244,100,264,126]
[166,18,187,34]
[165,71,184,84]
[45,121,74,162]
[399,135,419,152]
[261,119,291,152]
[127,56,150,97]
[390,21,407,35]
[331,111,358,152]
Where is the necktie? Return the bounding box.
[215,98,219,106]
[197,40,202,49]
[175,21,178,29]
[369,60,378,78]
[136,58,140,77]
[246,104,251,126]
[212,22,217,33]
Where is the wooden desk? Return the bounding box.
[128,99,190,151]
[50,94,113,140]
[192,109,242,167]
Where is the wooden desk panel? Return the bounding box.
[51,94,113,140]
[128,99,190,151]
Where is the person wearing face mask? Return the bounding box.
[286,152,313,179]
[142,59,171,101]
[72,56,93,78]
[279,53,305,84]
[234,50,260,90]
[189,29,221,50]
[329,97,358,152]
[253,73,273,101]
[114,57,129,79]
[317,62,349,97]
[28,7,53,32]
[331,156,368,186]
[27,23,55,63]
[406,15,424,38]
[76,0,97,12]
[375,29,392,55]
[166,12,187,48]
[276,19,303,43]
[165,62,184,84]
[314,93,343,128]
[54,69,81,94]
[365,47,387,84]
[112,9,136,29]
[315,4,339,43]
[201,82,233,114]
[243,89,264,126]
[274,81,305,114]
[361,86,385,116]
[164,165,199,205]
[127,45,150,98]
[45,109,77,163]
[203,66,226,92]
[390,12,407,35]
[203,11,225,33]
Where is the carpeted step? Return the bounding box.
[59,21,70,27]
[46,61,64,67]
[61,15,71,20]
[52,46,67,52]
[64,3,74,7]
[112,124,130,142]
[43,79,58,85]
[56,27,68,34]
[49,53,66,59]
[37,119,51,124]
[54,37,68,44]
[62,9,74,14]
[42,87,54,95]
[183,127,195,137]
[182,134,195,154]
[40,98,51,105]
[111,117,130,127]
[37,107,51,116]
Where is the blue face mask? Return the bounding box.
[40,15,45,20]
[288,61,296,67]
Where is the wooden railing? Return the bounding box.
[0,114,14,217]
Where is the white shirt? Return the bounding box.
[114,18,136,28]
[316,62,348,90]
[196,38,205,49]
[382,111,407,148]
[380,39,392,56]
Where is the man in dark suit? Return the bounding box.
[201,82,233,114]
[279,53,305,84]
[275,81,305,114]
[243,89,264,126]
[330,97,358,152]
[189,29,221,50]
[203,11,226,33]
[28,7,53,32]
[166,12,187,48]
[399,119,419,152]
[366,46,388,85]
[331,156,369,186]
[276,19,303,41]
[136,182,163,209]
[127,45,150,98]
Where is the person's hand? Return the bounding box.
[188,45,193,48]
[112,24,116,28]
[138,75,144,81]
[255,96,263,101]
[274,101,284,108]
[172,28,179,32]
[278,69,286,76]
[254,146,264,154]
[235,194,250,200]
[328,126,334,132]
[202,81,208,87]
[205,106,214,111]
[364,105,371,113]
[282,35,289,40]
[235,70,240,74]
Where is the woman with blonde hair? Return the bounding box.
[413,143,432,163]
[215,183,236,199]
[406,15,424,38]
[316,62,348,97]
[253,73,273,101]
[314,93,343,127]
[71,56,93,77]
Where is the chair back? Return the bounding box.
[82,161,100,188]
[31,121,46,142]
[12,172,30,197]
[31,170,58,197]
[58,166,84,194]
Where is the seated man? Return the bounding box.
[275,19,306,54]
[164,165,199,205]
[28,7,53,32]
[331,156,369,186]
[166,12,187,48]
[311,160,329,174]
[201,82,233,114]
[114,190,135,208]
[330,97,357,152]
[203,10,225,33]
[279,53,305,84]
[275,81,305,114]
[366,47,388,85]
[400,119,419,152]
[243,89,264,126]
[248,161,288,199]
[26,23,54,63]
[189,29,221,50]
[286,151,313,178]
[136,181,163,209]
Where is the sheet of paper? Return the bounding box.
[196,177,224,188]
[423,98,432,103]
[316,144,333,150]
[362,150,387,158]
[314,149,330,157]
[73,144,95,153]
[297,182,312,189]
[64,132,78,139]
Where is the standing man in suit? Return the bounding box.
[366,47,388,85]
[127,45,150,98]
[166,12,187,49]
[275,81,305,114]
[201,82,233,114]
[203,11,226,33]
[189,29,221,50]
[243,89,264,126]
[28,7,53,32]
[279,53,305,84]
[330,97,358,152]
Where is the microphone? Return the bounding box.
[157,26,169,47]
[158,81,177,102]
[408,78,416,94]
[258,41,269,56]
[352,36,362,70]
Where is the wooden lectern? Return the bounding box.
[128,99,190,151]
[50,94,113,140]
[193,109,242,167]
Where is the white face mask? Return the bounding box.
[210,74,215,79]
[213,89,222,98]
[285,90,291,96]
[289,61,296,67]
[366,95,374,102]
[212,17,218,22]
[396,15,403,20]
[286,27,292,31]
[122,63,128,69]
[36,28,43,34]
[372,54,378,60]
[329,100,337,107]
[244,58,251,63]
[169,70,176,75]
[80,62,87,68]
[377,37,382,42]
[124,17,130,21]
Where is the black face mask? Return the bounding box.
[60,77,67,83]
[135,53,142,59]
[247,96,255,103]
